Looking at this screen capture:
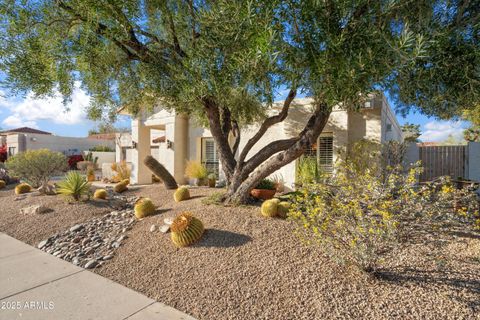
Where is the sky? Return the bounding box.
[0,84,470,142]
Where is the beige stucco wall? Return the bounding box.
[6,133,114,156]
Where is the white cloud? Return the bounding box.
[420,120,465,142]
[0,85,90,129]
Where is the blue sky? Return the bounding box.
[0,84,469,142]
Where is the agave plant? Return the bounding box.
[56,171,91,201]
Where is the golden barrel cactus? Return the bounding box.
[93,189,107,200]
[15,183,32,195]
[170,212,204,247]
[114,179,129,193]
[174,186,190,202]
[134,197,156,219]
[277,201,291,219]
[0,180,5,189]
[261,198,280,217]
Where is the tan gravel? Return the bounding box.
[1,183,479,319]
[0,185,112,245]
[96,185,480,320]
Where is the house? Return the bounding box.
[0,127,115,159]
[119,93,403,188]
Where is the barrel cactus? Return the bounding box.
[93,189,107,200]
[134,197,156,219]
[261,198,280,217]
[15,183,32,195]
[277,201,291,219]
[0,180,5,189]
[170,212,204,247]
[114,179,129,193]
[174,186,190,202]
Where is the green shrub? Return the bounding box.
[296,156,321,185]
[7,149,67,188]
[56,171,91,201]
[255,179,276,190]
[289,141,419,272]
[202,191,225,205]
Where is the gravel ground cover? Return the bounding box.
[1,184,479,319]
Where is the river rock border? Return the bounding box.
[37,194,139,269]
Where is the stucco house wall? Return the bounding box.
[123,93,403,186]
[6,133,114,156]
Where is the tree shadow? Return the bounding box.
[374,267,480,311]
[153,208,171,216]
[194,229,252,248]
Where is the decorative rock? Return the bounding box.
[150,225,157,232]
[37,182,56,195]
[84,260,98,269]
[37,240,48,249]
[164,217,174,225]
[159,225,170,233]
[21,205,49,215]
[103,255,113,261]
[69,224,83,232]
[14,196,27,201]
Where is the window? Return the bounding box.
[386,123,392,132]
[201,138,219,176]
[318,133,333,173]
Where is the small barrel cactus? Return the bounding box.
[277,201,291,219]
[261,198,280,217]
[134,197,156,219]
[171,212,204,247]
[0,180,5,189]
[93,189,107,200]
[15,183,32,195]
[114,179,129,193]
[174,186,190,202]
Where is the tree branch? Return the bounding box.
[238,88,297,165]
[231,120,241,156]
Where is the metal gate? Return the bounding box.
[419,145,467,182]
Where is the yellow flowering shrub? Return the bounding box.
[290,140,480,272]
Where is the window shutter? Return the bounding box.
[318,134,333,173]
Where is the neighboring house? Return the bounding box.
[0,127,115,158]
[119,93,403,187]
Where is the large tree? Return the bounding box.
[0,0,479,203]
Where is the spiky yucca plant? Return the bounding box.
[15,182,32,194]
[170,212,204,247]
[56,171,91,201]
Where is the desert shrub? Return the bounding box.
[111,161,131,182]
[0,163,17,184]
[185,160,208,179]
[7,149,68,188]
[56,171,91,201]
[296,156,321,185]
[89,145,114,152]
[202,191,226,205]
[255,178,276,190]
[289,141,421,272]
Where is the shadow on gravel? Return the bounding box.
[374,268,480,310]
[195,229,252,248]
[154,208,171,215]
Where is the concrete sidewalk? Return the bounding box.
[0,233,196,320]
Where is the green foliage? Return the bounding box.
[401,123,421,143]
[174,186,190,202]
[255,179,276,190]
[89,145,115,152]
[134,197,156,219]
[0,1,478,127]
[202,191,225,206]
[15,182,31,194]
[464,126,480,142]
[296,157,321,186]
[7,149,67,188]
[56,171,91,201]
[170,212,205,247]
